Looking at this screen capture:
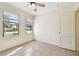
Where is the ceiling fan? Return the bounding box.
[28,2,45,11]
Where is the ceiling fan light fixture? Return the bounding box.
[28,5,32,8]
[32,3,36,9]
[28,2,45,12]
[28,2,36,11]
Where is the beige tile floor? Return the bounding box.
[0,40,79,56]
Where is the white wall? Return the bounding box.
[34,10,60,46]
[34,3,75,50]
[0,3,34,51]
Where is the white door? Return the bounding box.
[58,7,75,50]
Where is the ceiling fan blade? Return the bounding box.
[35,3,45,7]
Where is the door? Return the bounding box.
[58,7,75,50]
[75,9,79,51]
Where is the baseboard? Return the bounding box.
[0,39,34,53]
[36,40,78,52]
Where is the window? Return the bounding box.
[25,19,33,34]
[3,12,19,37]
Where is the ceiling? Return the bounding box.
[6,2,75,15]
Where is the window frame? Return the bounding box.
[2,11,19,37]
[25,17,33,35]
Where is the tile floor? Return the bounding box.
[0,41,79,56]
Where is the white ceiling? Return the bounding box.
[6,2,75,15]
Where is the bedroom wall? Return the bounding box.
[0,3,34,51]
[34,3,75,50]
